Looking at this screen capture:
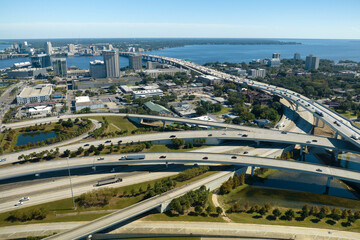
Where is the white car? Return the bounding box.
[14,201,23,206]
[0,158,6,162]
[20,197,30,201]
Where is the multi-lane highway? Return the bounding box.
[2,152,360,183]
[138,53,360,148]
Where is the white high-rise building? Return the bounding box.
[102,50,120,78]
[45,41,53,55]
[248,69,266,78]
[68,44,75,53]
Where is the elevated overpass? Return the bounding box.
[1,114,359,165]
[2,152,360,184]
[120,52,360,148]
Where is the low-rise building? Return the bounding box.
[132,89,164,99]
[198,75,222,85]
[172,103,197,117]
[28,105,52,116]
[7,68,47,79]
[75,96,105,111]
[17,84,53,104]
[268,58,280,67]
[142,68,189,78]
[144,101,171,115]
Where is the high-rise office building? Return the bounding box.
[294,53,301,60]
[272,53,281,59]
[102,50,120,78]
[305,54,320,70]
[129,54,143,70]
[45,41,53,55]
[89,60,106,79]
[52,58,67,77]
[31,54,51,68]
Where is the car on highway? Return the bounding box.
[105,140,111,143]
[20,197,30,201]
[243,151,248,154]
[0,158,6,162]
[312,140,318,142]
[84,144,90,147]
[316,168,322,172]
[202,156,208,160]
[14,201,23,206]
[281,131,287,134]
[169,135,176,138]
[159,155,166,159]
[306,140,311,143]
[208,134,212,136]
[97,157,104,160]
[242,134,248,137]
[231,156,237,159]
[222,133,226,135]
[237,133,242,136]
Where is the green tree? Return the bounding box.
[285,209,295,221]
[216,206,223,215]
[273,208,281,219]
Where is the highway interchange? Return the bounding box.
[1,54,360,239]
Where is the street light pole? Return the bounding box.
[66,157,76,210]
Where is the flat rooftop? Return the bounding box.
[19,84,52,98]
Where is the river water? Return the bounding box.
[1,39,360,69]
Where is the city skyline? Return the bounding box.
[1,0,359,39]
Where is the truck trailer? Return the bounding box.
[119,154,146,160]
[97,176,122,186]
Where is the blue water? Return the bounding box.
[0,52,129,69]
[147,39,360,64]
[1,39,359,69]
[16,132,57,146]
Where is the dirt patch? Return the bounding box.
[313,118,335,138]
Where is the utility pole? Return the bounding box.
[66,157,76,210]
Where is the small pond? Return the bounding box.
[16,132,57,146]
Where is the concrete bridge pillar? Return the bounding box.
[250,166,255,176]
[325,176,333,194]
[315,117,319,127]
[166,161,168,168]
[299,144,303,158]
[334,131,339,139]
[162,120,166,128]
[296,104,299,111]
[256,141,260,147]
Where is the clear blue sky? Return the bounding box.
[0,0,359,39]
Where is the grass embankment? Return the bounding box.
[212,107,231,115]
[0,168,219,227]
[89,116,137,134]
[120,238,200,240]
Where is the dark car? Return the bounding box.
[84,144,90,147]
[312,140,318,142]
[202,156,208,160]
[105,140,111,143]
[169,135,176,138]
[231,156,237,159]
[208,134,213,136]
[243,151,248,154]
[242,134,248,137]
[281,131,287,134]
[316,168,322,172]
[159,156,166,159]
